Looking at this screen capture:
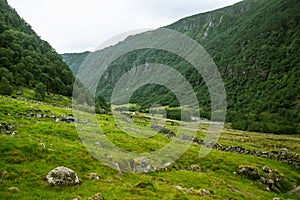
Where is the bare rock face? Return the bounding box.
[130,157,151,173]
[46,166,81,186]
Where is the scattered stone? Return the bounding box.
[187,187,194,193]
[87,193,104,200]
[174,185,210,196]
[273,198,280,200]
[237,165,260,180]
[130,157,151,173]
[114,162,123,176]
[45,166,81,186]
[260,177,267,184]
[270,185,280,193]
[90,173,101,180]
[151,124,175,138]
[262,166,271,173]
[187,165,201,172]
[182,135,195,141]
[62,116,78,123]
[268,170,284,183]
[197,189,210,196]
[72,198,81,200]
[288,186,300,196]
[0,122,15,135]
[175,185,184,191]
[27,113,34,117]
[41,143,46,148]
[8,187,20,192]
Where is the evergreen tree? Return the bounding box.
[35,82,46,100]
[0,76,13,95]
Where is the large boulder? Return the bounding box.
[130,157,151,173]
[46,166,81,186]
[237,165,260,180]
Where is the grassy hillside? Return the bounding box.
[62,0,300,135]
[0,0,74,96]
[0,92,299,199]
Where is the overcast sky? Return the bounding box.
[7,0,242,53]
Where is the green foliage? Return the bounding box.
[95,95,111,114]
[0,76,13,95]
[61,51,90,76]
[63,0,299,134]
[34,82,46,100]
[0,0,74,96]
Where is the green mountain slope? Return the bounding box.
[61,51,90,76]
[62,0,300,134]
[0,0,74,96]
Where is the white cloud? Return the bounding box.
[7,0,242,53]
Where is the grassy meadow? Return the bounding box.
[0,91,299,199]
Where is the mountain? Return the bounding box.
[61,51,90,76]
[0,0,74,96]
[62,0,300,134]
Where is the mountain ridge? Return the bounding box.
[62,0,300,134]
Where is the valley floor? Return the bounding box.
[0,94,299,199]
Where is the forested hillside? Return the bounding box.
[61,51,90,76]
[0,0,74,96]
[62,0,300,134]
[167,0,300,134]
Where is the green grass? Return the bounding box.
[0,94,299,199]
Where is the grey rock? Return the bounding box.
[130,157,151,173]
[90,173,101,180]
[46,166,81,186]
[237,165,260,180]
[8,187,20,192]
[198,189,210,196]
[187,165,201,172]
[262,166,271,173]
[187,187,194,193]
[64,116,78,123]
[175,185,183,191]
[288,186,300,196]
[88,193,104,200]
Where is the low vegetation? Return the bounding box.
[0,91,299,199]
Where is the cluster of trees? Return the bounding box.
[0,0,74,98]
